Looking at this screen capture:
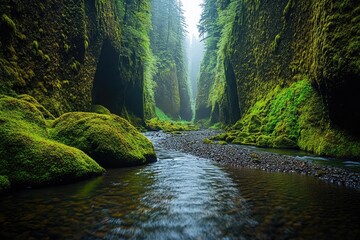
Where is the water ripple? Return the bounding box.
[102,149,256,239]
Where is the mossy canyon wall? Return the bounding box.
[197,0,360,158]
[0,0,149,120]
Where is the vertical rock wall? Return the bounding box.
[197,0,360,157]
[0,0,147,120]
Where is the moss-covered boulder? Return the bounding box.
[0,96,105,191]
[50,112,157,168]
[91,104,111,115]
[17,94,55,119]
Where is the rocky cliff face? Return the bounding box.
[197,0,360,158]
[222,0,359,129]
[0,0,146,120]
[154,65,181,119]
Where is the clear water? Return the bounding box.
[0,134,359,239]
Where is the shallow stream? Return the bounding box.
[0,134,359,239]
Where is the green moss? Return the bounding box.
[218,141,228,145]
[155,107,172,121]
[17,94,55,119]
[145,118,199,133]
[91,104,111,115]
[84,36,89,49]
[209,122,222,130]
[0,96,104,191]
[36,49,44,57]
[43,54,50,62]
[70,60,81,73]
[1,14,16,33]
[0,175,10,192]
[32,40,39,50]
[219,78,360,158]
[50,112,157,168]
[297,90,360,158]
[249,153,259,160]
[271,34,281,53]
[273,135,297,148]
[64,43,70,53]
[222,79,311,148]
[203,138,214,144]
[283,0,295,21]
[211,133,227,141]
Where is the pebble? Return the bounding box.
[152,130,360,191]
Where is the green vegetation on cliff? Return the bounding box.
[150,0,192,121]
[214,79,360,158]
[146,107,199,133]
[0,0,194,127]
[197,0,360,159]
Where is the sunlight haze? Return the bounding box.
[181,0,203,40]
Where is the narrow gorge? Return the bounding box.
[1,0,360,239]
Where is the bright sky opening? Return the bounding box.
[181,0,203,40]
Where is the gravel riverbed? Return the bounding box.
[150,130,360,190]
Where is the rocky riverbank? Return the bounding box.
[150,130,360,190]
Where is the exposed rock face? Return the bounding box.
[0,0,145,120]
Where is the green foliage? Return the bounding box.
[0,175,10,192]
[150,0,191,120]
[223,79,313,148]
[271,34,281,52]
[32,40,39,50]
[1,14,16,33]
[17,94,55,119]
[70,60,81,73]
[64,43,70,53]
[155,107,172,121]
[203,138,214,144]
[50,112,157,168]
[197,0,360,159]
[215,78,360,158]
[209,122,222,130]
[145,118,199,133]
[43,54,50,62]
[0,93,158,193]
[196,0,241,121]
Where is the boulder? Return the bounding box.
[50,112,157,168]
